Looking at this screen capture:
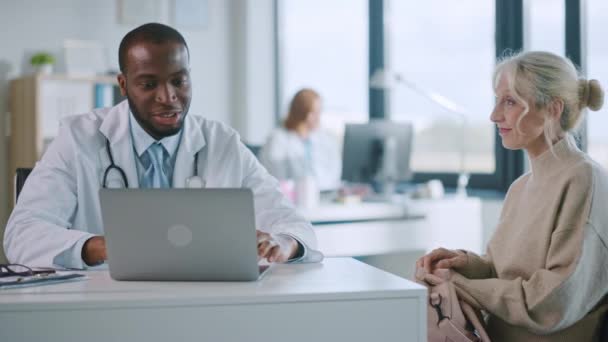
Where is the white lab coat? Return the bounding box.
[4,100,320,269]
[259,128,341,191]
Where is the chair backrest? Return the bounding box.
[243,142,262,158]
[601,312,608,340]
[14,168,33,204]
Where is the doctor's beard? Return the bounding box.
[126,96,188,140]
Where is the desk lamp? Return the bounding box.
[370,69,469,197]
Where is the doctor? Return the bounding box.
[259,88,341,191]
[4,23,320,269]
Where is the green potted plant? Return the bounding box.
[30,52,55,75]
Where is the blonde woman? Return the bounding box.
[417,51,608,341]
[259,88,341,191]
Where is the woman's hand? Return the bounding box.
[416,248,468,275]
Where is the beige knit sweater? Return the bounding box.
[452,138,608,341]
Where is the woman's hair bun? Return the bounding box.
[579,79,604,111]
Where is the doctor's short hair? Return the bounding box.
[284,88,321,131]
[118,22,190,73]
[493,51,604,145]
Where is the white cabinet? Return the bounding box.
[309,197,483,279]
[0,258,427,342]
[38,79,95,144]
[7,74,120,210]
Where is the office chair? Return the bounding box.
[243,142,262,158]
[601,313,608,340]
[14,168,32,204]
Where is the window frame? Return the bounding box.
[370,0,525,191]
[275,0,528,192]
[565,0,586,150]
[274,0,370,129]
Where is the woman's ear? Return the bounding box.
[547,98,564,121]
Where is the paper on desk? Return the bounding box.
[0,272,86,289]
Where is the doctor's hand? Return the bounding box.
[415,248,467,280]
[256,230,299,263]
[82,236,107,266]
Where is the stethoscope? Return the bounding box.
[102,138,205,188]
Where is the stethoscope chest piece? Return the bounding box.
[186,176,205,189]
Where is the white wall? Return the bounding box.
[0,1,277,261]
[230,0,277,145]
[0,1,232,121]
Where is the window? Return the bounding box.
[387,0,496,174]
[276,0,524,191]
[277,0,368,137]
[524,0,565,54]
[521,0,566,170]
[587,0,608,169]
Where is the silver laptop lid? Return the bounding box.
[99,188,261,281]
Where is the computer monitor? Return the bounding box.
[341,120,413,184]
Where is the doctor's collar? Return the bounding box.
[128,111,183,158]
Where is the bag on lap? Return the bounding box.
[416,268,491,342]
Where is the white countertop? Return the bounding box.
[0,258,425,311]
[298,201,417,223]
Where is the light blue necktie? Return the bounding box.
[303,138,315,176]
[141,143,170,188]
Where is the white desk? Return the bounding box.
[0,258,426,342]
[298,202,413,223]
[306,197,483,279]
[309,197,483,256]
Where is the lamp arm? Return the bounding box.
[395,75,468,119]
[394,75,469,187]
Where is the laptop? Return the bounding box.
[99,188,272,281]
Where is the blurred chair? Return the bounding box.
[14,168,32,204]
[243,142,262,158]
[601,313,608,341]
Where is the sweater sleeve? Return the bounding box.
[453,179,520,280]
[454,250,497,280]
[452,221,608,334]
[449,160,608,334]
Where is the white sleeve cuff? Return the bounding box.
[52,234,95,269]
[279,233,324,264]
